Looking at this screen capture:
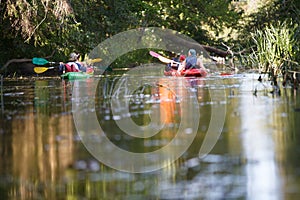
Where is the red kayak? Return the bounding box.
[164,68,208,77]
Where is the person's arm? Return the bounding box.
[177,60,185,72]
[59,62,65,73]
[197,58,207,71]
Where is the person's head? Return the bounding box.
[188,49,196,56]
[179,54,186,62]
[69,52,79,61]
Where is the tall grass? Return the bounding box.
[249,21,296,76]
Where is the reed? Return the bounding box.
[249,21,297,77]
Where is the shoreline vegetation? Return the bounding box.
[0,0,299,87]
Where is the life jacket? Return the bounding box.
[185,56,197,69]
[64,62,80,72]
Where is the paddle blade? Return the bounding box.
[90,58,102,63]
[32,57,49,65]
[34,67,49,74]
[85,58,102,64]
[149,51,160,58]
[150,51,181,64]
[158,56,173,64]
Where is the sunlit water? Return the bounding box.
[0,73,300,199]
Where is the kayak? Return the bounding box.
[164,68,208,77]
[61,72,91,80]
[60,66,94,80]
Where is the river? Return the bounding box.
[0,72,299,199]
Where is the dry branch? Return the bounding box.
[0,51,55,72]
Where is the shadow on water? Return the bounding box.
[0,73,299,199]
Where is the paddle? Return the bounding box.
[149,51,181,65]
[32,57,57,65]
[150,51,211,77]
[33,58,102,74]
[86,58,102,64]
[34,67,54,74]
[33,57,102,65]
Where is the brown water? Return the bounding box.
[0,73,300,199]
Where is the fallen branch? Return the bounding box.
[157,30,238,57]
[202,45,231,57]
[0,50,55,72]
[0,58,33,72]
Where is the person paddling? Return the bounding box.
[166,53,186,71]
[59,53,86,73]
[178,49,207,73]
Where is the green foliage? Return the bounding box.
[238,0,300,64]
[249,22,296,75]
[0,0,241,68]
[0,0,82,63]
[111,49,154,68]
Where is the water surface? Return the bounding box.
[0,74,300,199]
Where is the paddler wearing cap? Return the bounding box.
[59,52,86,73]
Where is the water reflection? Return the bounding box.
[73,76,201,173]
[0,75,300,199]
[1,79,75,199]
[240,79,283,200]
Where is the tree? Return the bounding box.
[0,0,82,64]
[238,0,300,61]
[0,0,242,70]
